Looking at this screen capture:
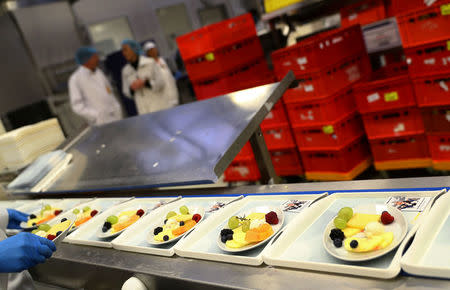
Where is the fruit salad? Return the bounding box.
[27,204,63,227]
[32,218,72,241]
[72,206,99,228]
[329,207,395,253]
[153,206,202,242]
[101,209,145,234]
[220,211,279,249]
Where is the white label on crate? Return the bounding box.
[300,110,314,121]
[234,166,249,177]
[332,36,343,44]
[440,81,449,92]
[283,61,292,66]
[425,0,437,6]
[388,148,397,154]
[407,57,412,65]
[346,65,361,82]
[304,84,314,92]
[367,93,381,103]
[443,57,450,66]
[349,13,358,21]
[440,145,450,152]
[424,58,436,65]
[274,132,282,139]
[446,112,450,122]
[265,112,274,120]
[306,137,313,142]
[297,57,308,65]
[320,43,324,49]
[394,123,406,133]
[325,40,330,46]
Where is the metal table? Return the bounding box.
[30,177,450,289]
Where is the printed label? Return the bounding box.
[424,58,436,65]
[297,57,308,65]
[446,111,450,122]
[394,123,405,133]
[322,125,334,134]
[304,84,314,92]
[367,93,380,103]
[332,36,343,44]
[425,0,437,6]
[386,196,432,212]
[300,110,314,121]
[441,4,450,15]
[439,145,450,152]
[440,81,449,92]
[384,91,399,102]
[349,13,358,21]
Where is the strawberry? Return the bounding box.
[381,211,394,225]
[192,214,202,223]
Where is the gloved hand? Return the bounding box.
[0,232,56,273]
[7,209,28,229]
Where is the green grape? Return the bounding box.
[83,206,91,213]
[43,204,51,211]
[333,217,347,230]
[228,216,240,229]
[338,207,353,221]
[106,215,118,225]
[166,211,177,219]
[241,220,250,232]
[72,209,80,214]
[38,224,51,232]
[31,229,39,234]
[179,206,189,215]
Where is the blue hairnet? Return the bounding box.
[122,39,143,55]
[75,47,97,65]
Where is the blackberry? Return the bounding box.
[61,218,67,222]
[29,214,36,219]
[329,228,345,241]
[56,231,63,237]
[153,227,163,235]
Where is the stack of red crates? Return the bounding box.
[176,13,275,101]
[394,1,450,170]
[272,25,373,181]
[340,0,386,27]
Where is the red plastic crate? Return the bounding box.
[386,0,447,16]
[293,111,364,149]
[353,75,416,114]
[285,88,356,126]
[224,159,260,182]
[271,25,365,79]
[262,123,296,150]
[300,135,370,173]
[362,107,424,139]
[282,53,371,100]
[177,13,256,60]
[413,73,450,107]
[427,133,450,160]
[340,0,386,27]
[193,59,274,99]
[369,133,430,162]
[405,39,450,77]
[184,37,264,81]
[261,102,289,129]
[397,3,450,48]
[371,60,409,80]
[421,106,450,132]
[270,148,304,176]
[234,142,254,162]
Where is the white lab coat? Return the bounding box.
[122,56,169,115]
[0,208,35,290]
[155,58,179,108]
[69,66,123,126]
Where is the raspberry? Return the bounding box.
[381,211,394,225]
[47,235,56,241]
[192,214,202,223]
[136,209,145,217]
[90,210,98,217]
[265,211,279,225]
[54,210,63,216]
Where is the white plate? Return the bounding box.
[323,204,407,262]
[146,206,205,245]
[217,206,284,253]
[50,214,77,247]
[96,206,147,239]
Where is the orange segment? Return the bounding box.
[75,216,91,227]
[37,214,56,225]
[172,220,197,236]
[245,223,273,243]
[112,215,140,232]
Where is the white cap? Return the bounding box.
[143,41,156,52]
[122,277,148,290]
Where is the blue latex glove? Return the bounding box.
[0,232,56,273]
[7,209,28,229]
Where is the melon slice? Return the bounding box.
[347,213,380,230]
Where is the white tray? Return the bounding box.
[175,193,327,266]
[65,197,175,248]
[401,191,450,279]
[112,196,243,257]
[263,190,445,279]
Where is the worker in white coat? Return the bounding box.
[121,40,168,115]
[69,47,123,126]
[0,208,56,289]
[143,41,179,108]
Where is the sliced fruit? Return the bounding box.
[225,227,250,248]
[112,214,139,233]
[344,235,383,252]
[38,224,51,232]
[342,227,362,238]
[347,213,380,230]
[106,215,118,225]
[244,223,273,243]
[47,220,71,236]
[179,206,189,215]
[37,214,56,225]
[247,213,265,220]
[75,216,91,227]
[378,232,394,249]
[166,211,177,219]
[174,214,193,222]
[172,220,196,236]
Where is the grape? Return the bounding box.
[38,224,51,232]
[241,220,250,232]
[338,207,353,221]
[72,209,80,214]
[166,211,177,219]
[179,206,189,215]
[106,215,118,225]
[31,229,39,234]
[83,206,91,213]
[228,216,240,229]
[333,217,347,230]
[43,204,51,211]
